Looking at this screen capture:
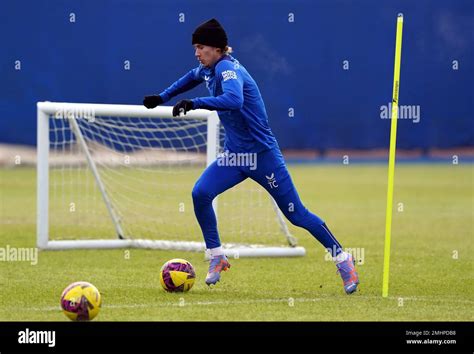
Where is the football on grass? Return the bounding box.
[159,258,196,292]
[60,281,102,321]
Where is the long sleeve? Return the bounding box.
[159,67,204,103]
[192,61,244,111]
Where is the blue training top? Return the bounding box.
[158,55,279,153]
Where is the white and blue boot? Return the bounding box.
[205,255,231,286]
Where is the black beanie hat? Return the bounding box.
[192,18,228,49]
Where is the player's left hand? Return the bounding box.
[172,100,194,117]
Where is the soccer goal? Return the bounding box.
[37,101,306,258]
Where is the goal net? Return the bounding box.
[37,102,305,258]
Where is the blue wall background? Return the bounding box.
[1,0,473,150]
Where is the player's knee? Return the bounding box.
[286,207,321,228]
[283,206,307,227]
[287,213,307,228]
[192,183,214,204]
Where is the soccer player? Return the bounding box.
[144,19,359,294]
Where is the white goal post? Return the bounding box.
[37,101,306,258]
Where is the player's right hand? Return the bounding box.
[143,95,163,109]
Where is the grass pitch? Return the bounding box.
[0,164,472,321]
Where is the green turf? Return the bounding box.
[0,164,472,321]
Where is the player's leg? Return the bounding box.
[192,160,246,285]
[248,148,359,294]
[248,149,343,255]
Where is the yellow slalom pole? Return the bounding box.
[382,13,404,298]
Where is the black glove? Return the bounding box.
[172,99,194,117]
[143,95,163,109]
